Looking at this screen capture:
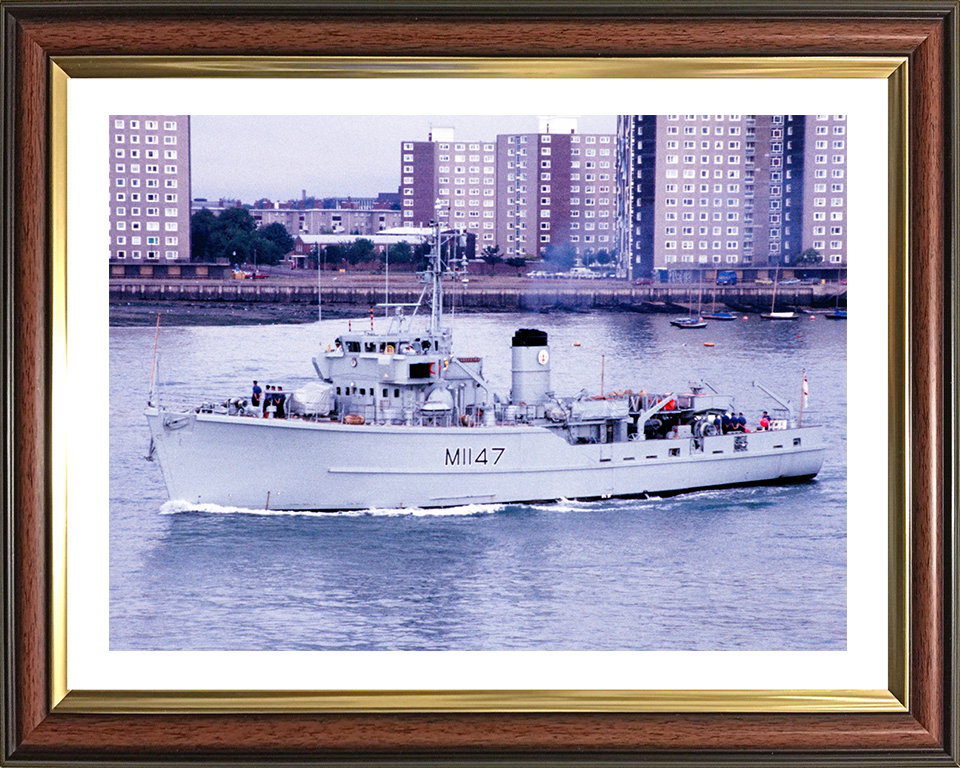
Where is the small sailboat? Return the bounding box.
[825,287,847,319]
[670,317,708,329]
[760,265,799,320]
[672,273,707,328]
[702,283,736,321]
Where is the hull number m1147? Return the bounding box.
[445,447,505,466]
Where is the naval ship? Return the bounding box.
[145,226,826,511]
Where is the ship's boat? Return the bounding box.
[145,226,826,511]
[669,317,708,329]
[760,311,800,321]
[701,312,737,321]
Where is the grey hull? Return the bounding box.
[146,408,826,511]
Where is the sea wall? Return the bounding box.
[109,279,844,312]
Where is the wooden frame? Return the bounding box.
[2,2,957,765]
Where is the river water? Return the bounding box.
[110,309,846,651]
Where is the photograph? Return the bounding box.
[109,113,848,653]
[4,4,956,761]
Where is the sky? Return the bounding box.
[190,115,617,202]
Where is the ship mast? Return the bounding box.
[430,205,444,334]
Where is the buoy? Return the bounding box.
[573,342,581,347]
[809,315,816,320]
[704,342,715,347]
[742,316,749,321]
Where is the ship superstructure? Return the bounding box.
[145,222,826,511]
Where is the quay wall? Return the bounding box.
[109,279,843,312]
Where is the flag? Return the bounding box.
[802,374,809,408]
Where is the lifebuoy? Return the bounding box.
[429,362,437,375]
[386,344,395,354]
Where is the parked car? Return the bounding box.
[780,277,801,285]
[755,278,774,285]
[716,270,738,286]
[251,271,269,280]
[800,277,823,285]
[632,277,654,285]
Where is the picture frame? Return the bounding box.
[2,1,957,765]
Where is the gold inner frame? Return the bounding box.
[48,56,909,715]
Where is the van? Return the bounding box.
[716,270,737,286]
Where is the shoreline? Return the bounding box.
[109,300,591,327]
[110,275,845,326]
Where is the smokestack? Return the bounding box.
[511,329,551,404]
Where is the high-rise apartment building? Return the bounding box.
[790,114,848,267]
[400,128,498,241]
[616,114,847,280]
[109,115,191,262]
[401,120,617,258]
[616,114,752,279]
[495,127,617,258]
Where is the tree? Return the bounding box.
[255,222,295,265]
[346,238,375,266]
[542,242,578,272]
[190,206,292,265]
[217,206,257,235]
[593,249,614,266]
[386,241,413,268]
[481,244,503,275]
[506,256,527,276]
[207,207,256,265]
[323,244,347,267]
[413,242,432,271]
[794,248,823,264]
[190,208,219,262]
